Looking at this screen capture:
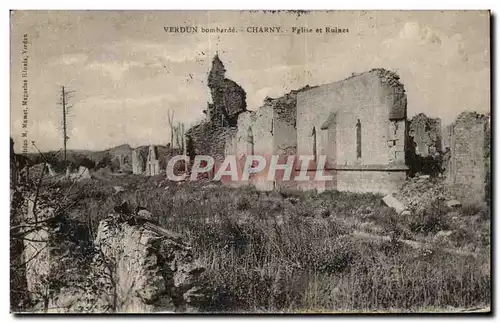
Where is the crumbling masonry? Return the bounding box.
[444,112,490,203]
[406,113,444,177]
[186,55,490,198]
[132,149,144,175]
[186,54,246,164]
[145,145,160,176]
[409,113,443,158]
[225,87,313,191]
[224,68,409,194]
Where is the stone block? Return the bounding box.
[383,194,406,214]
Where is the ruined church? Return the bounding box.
[185,55,489,200]
[225,69,408,194]
[187,55,410,194]
[296,69,408,193]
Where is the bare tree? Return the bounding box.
[168,111,186,150]
[58,86,75,163]
[167,110,188,172]
[10,142,96,312]
[167,109,175,149]
[173,122,186,151]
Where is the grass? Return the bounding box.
[43,174,491,313]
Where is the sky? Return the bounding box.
[10,10,490,152]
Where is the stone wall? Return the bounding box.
[442,124,454,150]
[187,122,237,164]
[225,88,305,190]
[193,63,412,195]
[132,149,144,175]
[295,69,408,194]
[269,89,305,157]
[406,113,444,176]
[445,112,490,203]
[408,113,442,157]
[145,146,160,176]
[336,169,407,195]
[292,170,336,192]
[297,69,407,167]
[292,166,407,194]
[222,110,268,189]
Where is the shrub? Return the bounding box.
[75,156,96,170]
[235,196,251,211]
[461,202,489,219]
[409,201,450,234]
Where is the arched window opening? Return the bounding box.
[312,126,317,162]
[247,127,254,156]
[356,119,362,159]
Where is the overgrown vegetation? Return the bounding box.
[52,175,490,313]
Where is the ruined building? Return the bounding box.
[114,153,132,172]
[224,69,409,194]
[186,57,489,198]
[116,154,125,170]
[409,113,443,157]
[294,69,408,194]
[225,87,313,190]
[206,54,247,127]
[186,54,247,162]
[444,112,490,203]
[182,55,492,200]
[406,113,444,177]
[132,149,144,175]
[145,145,160,176]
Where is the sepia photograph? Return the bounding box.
[9,10,491,314]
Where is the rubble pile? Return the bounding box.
[395,176,457,215]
